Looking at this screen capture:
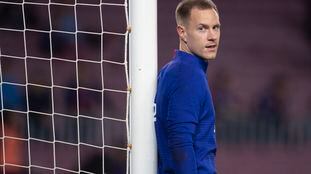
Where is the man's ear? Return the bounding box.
[177,25,187,43]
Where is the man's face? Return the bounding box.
[179,8,221,60]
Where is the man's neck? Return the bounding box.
[179,40,192,55]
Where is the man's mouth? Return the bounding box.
[205,45,217,49]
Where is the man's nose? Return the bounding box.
[207,29,217,41]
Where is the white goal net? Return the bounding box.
[0,0,134,173]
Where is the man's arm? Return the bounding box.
[167,78,201,174]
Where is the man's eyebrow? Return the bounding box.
[197,23,221,28]
[197,23,209,28]
[214,23,221,27]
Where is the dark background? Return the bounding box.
[0,0,311,173]
[159,0,311,173]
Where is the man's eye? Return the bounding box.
[198,27,205,31]
[213,26,220,31]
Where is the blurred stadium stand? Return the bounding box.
[158,0,311,173]
[1,0,311,173]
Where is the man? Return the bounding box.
[154,0,221,173]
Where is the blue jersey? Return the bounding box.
[155,50,217,174]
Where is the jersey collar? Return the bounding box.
[175,50,208,72]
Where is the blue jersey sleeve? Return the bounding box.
[167,70,204,174]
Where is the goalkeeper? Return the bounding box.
[154,0,221,173]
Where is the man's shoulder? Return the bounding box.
[159,60,179,78]
[161,58,197,76]
[159,62,204,89]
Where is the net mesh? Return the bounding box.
[0,0,130,173]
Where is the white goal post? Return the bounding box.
[129,0,158,174]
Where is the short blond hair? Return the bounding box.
[175,0,218,25]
